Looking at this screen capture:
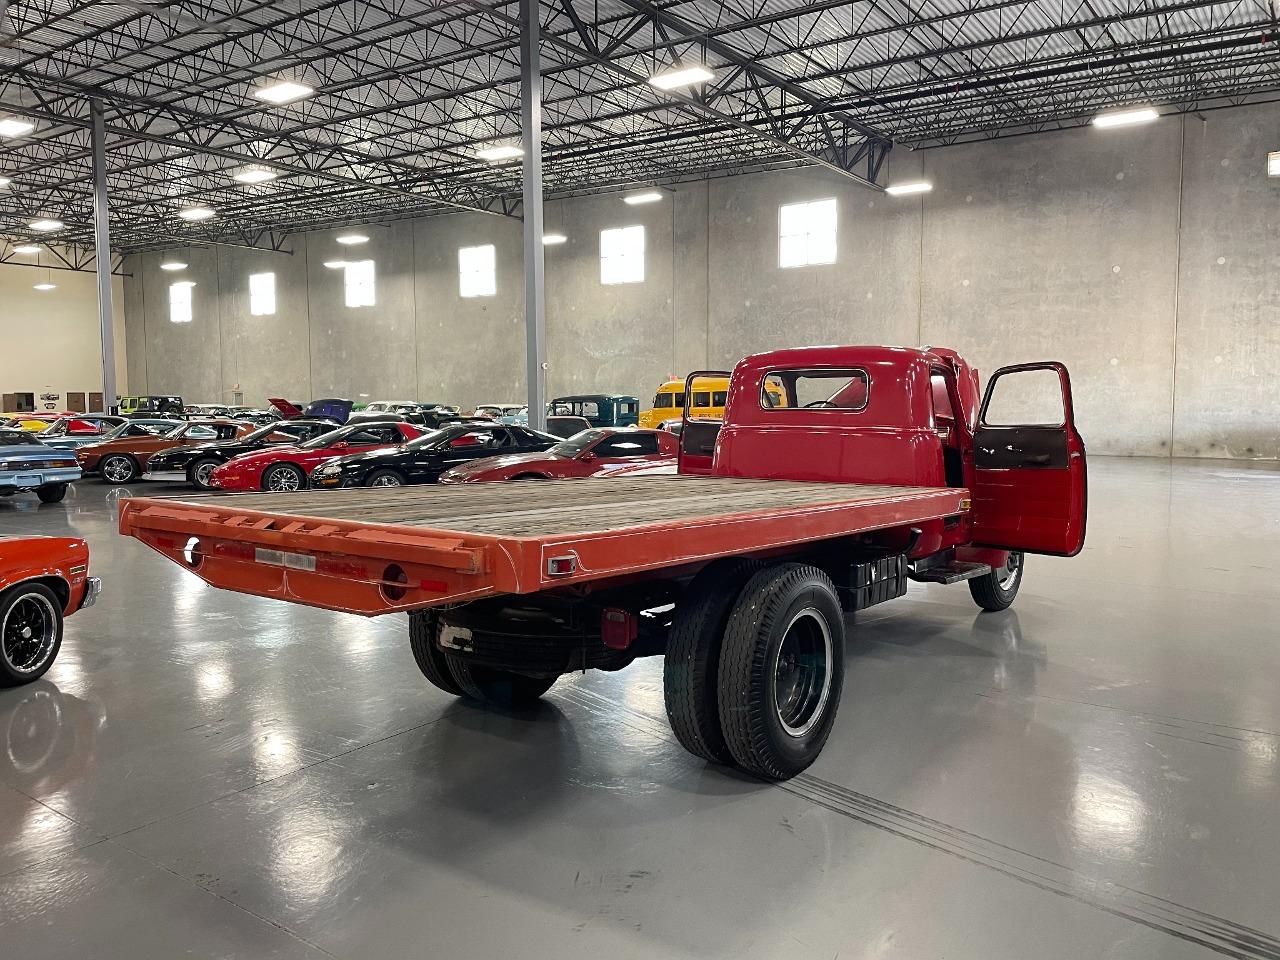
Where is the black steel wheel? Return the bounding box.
[969,551,1024,612]
[35,484,68,504]
[445,654,556,709]
[663,558,762,764]
[408,611,465,696]
[0,583,64,687]
[716,563,845,780]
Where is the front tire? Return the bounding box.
[365,470,404,488]
[0,583,64,687]
[35,484,67,504]
[262,463,306,492]
[663,558,762,764]
[188,457,221,490]
[445,654,556,709]
[969,551,1024,612]
[408,611,465,696]
[717,563,845,780]
[100,454,138,484]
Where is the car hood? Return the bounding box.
[444,451,553,477]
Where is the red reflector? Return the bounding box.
[546,554,578,576]
[601,607,637,650]
[419,579,449,593]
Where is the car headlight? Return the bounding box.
[314,463,338,476]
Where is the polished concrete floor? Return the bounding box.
[2,457,1279,959]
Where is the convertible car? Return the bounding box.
[37,415,126,450]
[0,430,81,503]
[2,412,71,433]
[209,420,425,491]
[0,535,100,685]
[438,428,677,483]
[77,419,254,483]
[142,418,337,489]
[311,422,558,488]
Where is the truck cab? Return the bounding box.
[684,345,1086,558]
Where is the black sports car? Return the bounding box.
[311,423,559,488]
[141,418,336,489]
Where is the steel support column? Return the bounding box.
[90,99,117,411]
[521,0,548,431]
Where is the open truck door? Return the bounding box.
[678,370,729,476]
[969,362,1086,556]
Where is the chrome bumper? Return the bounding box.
[79,577,102,610]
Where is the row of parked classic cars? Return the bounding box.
[0,388,681,504]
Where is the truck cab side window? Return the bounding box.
[983,368,1066,427]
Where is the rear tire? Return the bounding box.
[969,551,1024,612]
[35,484,67,504]
[262,463,306,492]
[408,611,465,696]
[445,654,556,709]
[0,583,64,686]
[663,558,762,764]
[100,454,137,484]
[188,457,221,490]
[717,563,845,780]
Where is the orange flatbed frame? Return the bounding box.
[118,475,968,615]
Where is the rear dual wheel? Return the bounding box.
[408,610,555,709]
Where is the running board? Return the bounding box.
[909,561,991,585]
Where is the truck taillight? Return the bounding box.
[601,607,637,650]
[546,554,578,576]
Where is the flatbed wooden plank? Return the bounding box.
[151,475,956,539]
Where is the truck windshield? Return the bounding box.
[549,430,604,458]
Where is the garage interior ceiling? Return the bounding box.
[0,0,1276,253]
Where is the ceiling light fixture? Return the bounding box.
[1092,107,1159,129]
[885,181,933,196]
[178,206,216,221]
[542,233,567,245]
[253,80,315,105]
[28,218,64,232]
[1267,150,1280,178]
[623,191,663,205]
[12,244,40,255]
[475,143,523,162]
[232,164,277,184]
[0,177,10,187]
[335,233,369,245]
[0,117,35,138]
[33,282,57,291]
[323,260,347,269]
[648,64,715,91]
[160,260,188,271]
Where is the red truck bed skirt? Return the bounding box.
[118,476,967,615]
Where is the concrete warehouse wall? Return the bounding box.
[122,102,1280,458]
[1,259,127,412]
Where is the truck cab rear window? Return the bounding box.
[762,369,869,411]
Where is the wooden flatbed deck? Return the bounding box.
[119,476,968,615]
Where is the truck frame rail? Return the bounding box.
[119,475,968,615]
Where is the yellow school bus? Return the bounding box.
[640,376,785,429]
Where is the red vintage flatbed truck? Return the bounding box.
[118,346,1086,779]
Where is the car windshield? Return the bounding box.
[244,421,315,443]
[298,426,351,450]
[38,420,72,437]
[548,429,604,458]
[164,424,192,439]
[0,430,40,446]
[403,429,453,450]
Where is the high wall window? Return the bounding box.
[458,244,496,298]
[600,225,645,284]
[249,271,276,316]
[169,281,194,324]
[344,259,376,308]
[778,198,837,268]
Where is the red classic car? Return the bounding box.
[0,536,100,686]
[438,428,678,483]
[210,420,424,491]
